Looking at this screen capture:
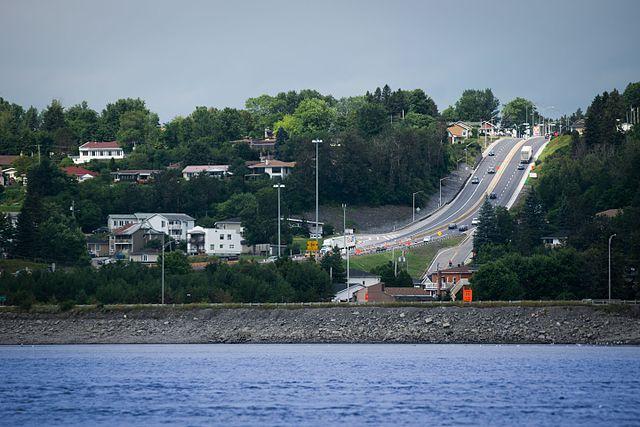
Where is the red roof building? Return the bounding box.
[72,141,124,164]
[63,166,99,182]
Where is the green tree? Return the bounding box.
[454,89,500,122]
[474,197,498,253]
[160,251,192,275]
[515,189,545,254]
[471,260,522,300]
[42,99,66,132]
[501,97,535,128]
[320,247,345,283]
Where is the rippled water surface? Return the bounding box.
[1,344,639,426]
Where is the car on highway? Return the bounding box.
[458,224,469,232]
[471,217,480,225]
[471,177,480,184]
[517,164,526,170]
[487,167,495,174]
[448,223,457,229]
[489,192,497,199]
[488,151,495,156]
[422,236,431,243]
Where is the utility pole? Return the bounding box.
[608,234,616,302]
[273,184,285,258]
[312,139,322,261]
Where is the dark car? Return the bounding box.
[448,223,457,229]
[458,224,469,232]
[489,192,497,199]
[488,151,495,156]
[471,177,480,184]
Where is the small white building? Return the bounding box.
[187,226,242,257]
[247,159,296,179]
[72,141,125,164]
[182,165,231,180]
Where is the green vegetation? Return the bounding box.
[0,259,48,274]
[471,82,640,301]
[349,235,465,278]
[536,134,571,165]
[0,258,333,306]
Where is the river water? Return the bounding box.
[1,344,639,426]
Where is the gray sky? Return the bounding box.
[1,0,639,121]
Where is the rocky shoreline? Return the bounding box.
[1,305,639,345]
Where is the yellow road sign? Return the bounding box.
[306,240,319,251]
[437,231,443,236]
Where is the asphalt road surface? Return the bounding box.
[356,136,548,257]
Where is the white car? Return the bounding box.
[471,218,480,226]
[422,236,431,243]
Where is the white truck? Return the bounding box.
[520,146,532,163]
[321,234,356,255]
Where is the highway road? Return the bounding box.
[354,136,548,260]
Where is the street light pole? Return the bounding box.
[312,139,323,260]
[342,203,350,302]
[273,184,285,258]
[412,191,423,222]
[608,233,616,302]
[161,232,165,305]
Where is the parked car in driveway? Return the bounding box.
[471,177,480,184]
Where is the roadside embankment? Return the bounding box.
[1,303,639,345]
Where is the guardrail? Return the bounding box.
[584,299,639,305]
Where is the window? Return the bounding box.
[142,254,148,262]
[227,234,232,240]
[161,221,166,228]
[210,244,214,250]
[219,244,223,249]
[271,167,281,173]
[229,244,235,249]
[220,234,224,240]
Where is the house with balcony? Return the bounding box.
[427,265,477,300]
[187,225,242,257]
[108,223,160,256]
[246,159,295,179]
[71,141,125,164]
[107,213,195,242]
[182,165,231,180]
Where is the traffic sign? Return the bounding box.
[437,231,443,236]
[306,240,319,251]
[463,288,473,302]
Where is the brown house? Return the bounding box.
[447,122,473,144]
[355,283,435,303]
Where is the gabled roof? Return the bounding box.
[182,165,230,174]
[160,213,195,222]
[79,141,120,149]
[436,265,477,274]
[216,217,242,224]
[63,166,98,177]
[247,159,296,168]
[111,169,160,175]
[0,155,18,166]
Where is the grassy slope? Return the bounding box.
[349,235,465,278]
[0,259,48,274]
[537,135,571,166]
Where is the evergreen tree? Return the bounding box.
[320,247,345,283]
[474,197,497,253]
[515,189,545,254]
[0,213,15,257]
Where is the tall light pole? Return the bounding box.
[412,191,423,222]
[608,233,616,302]
[273,183,285,258]
[312,139,323,259]
[342,203,350,302]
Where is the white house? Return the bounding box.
[72,141,125,164]
[447,122,473,144]
[247,159,296,179]
[187,226,242,257]
[107,213,195,242]
[182,165,231,180]
[215,218,244,234]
